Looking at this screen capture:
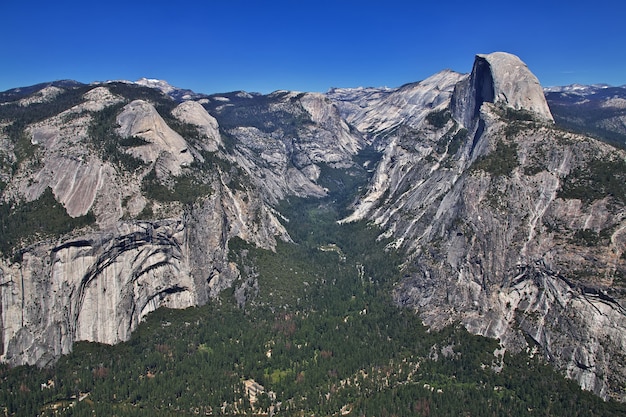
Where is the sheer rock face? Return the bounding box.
[341,53,625,400]
[388,115,626,400]
[299,93,363,165]
[0,82,361,368]
[0,183,288,366]
[204,90,365,204]
[328,70,465,148]
[0,221,195,366]
[452,52,553,129]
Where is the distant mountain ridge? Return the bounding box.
[139,77,626,149]
[3,77,626,139]
[544,83,626,148]
[544,83,614,94]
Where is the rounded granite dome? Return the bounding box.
[452,51,554,128]
[476,52,553,121]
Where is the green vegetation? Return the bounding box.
[494,107,539,139]
[570,228,614,247]
[4,122,38,169]
[571,229,602,247]
[0,84,92,128]
[547,93,626,149]
[105,82,175,114]
[522,145,548,176]
[191,149,249,192]
[471,141,519,177]
[2,188,626,416]
[141,168,212,205]
[1,83,625,417]
[523,163,545,176]
[449,127,468,154]
[502,108,536,122]
[558,157,626,205]
[426,109,452,129]
[436,127,468,156]
[118,135,151,147]
[205,91,312,137]
[88,103,147,172]
[0,188,94,259]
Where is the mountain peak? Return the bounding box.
[544,83,613,95]
[452,52,554,128]
[134,78,176,94]
[132,78,207,102]
[478,52,553,120]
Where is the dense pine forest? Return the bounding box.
[2,184,626,417]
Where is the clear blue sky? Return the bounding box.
[1,0,625,94]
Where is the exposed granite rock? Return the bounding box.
[329,70,464,147]
[0,176,291,366]
[17,86,64,107]
[116,100,194,176]
[299,93,363,167]
[342,52,625,399]
[0,81,358,368]
[1,220,194,366]
[207,90,365,203]
[478,52,553,120]
[452,52,553,129]
[1,52,625,402]
[171,101,222,152]
[5,87,124,221]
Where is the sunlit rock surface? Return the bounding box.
[0,52,624,401]
[116,100,194,176]
[452,52,553,129]
[340,53,623,400]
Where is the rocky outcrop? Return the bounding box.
[204,90,365,204]
[0,81,361,368]
[0,221,194,366]
[341,53,625,400]
[299,93,363,166]
[0,174,292,367]
[388,116,626,399]
[17,86,64,107]
[5,87,124,221]
[116,100,194,176]
[452,52,553,129]
[329,70,465,145]
[171,101,222,152]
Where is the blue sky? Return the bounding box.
[1,0,625,94]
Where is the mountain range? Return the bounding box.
[0,52,625,410]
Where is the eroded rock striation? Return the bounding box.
[116,99,194,176]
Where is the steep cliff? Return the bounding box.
[341,52,626,400]
[0,82,363,367]
[451,52,553,129]
[328,70,464,149]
